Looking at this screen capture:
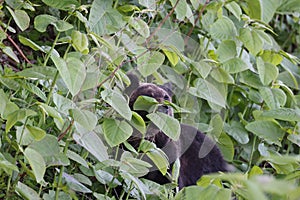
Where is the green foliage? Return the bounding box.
[0,0,300,199]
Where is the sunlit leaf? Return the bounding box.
[34,14,73,32]
[24,148,46,183]
[245,120,285,146]
[147,112,180,141]
[71,108,97,131]
[189,78,226,108]
[89,0,125,36]
[239,28,263,55]
[102,118,133,147]
[26,125,46,141]
[73,129,109,162]
[137,51,165,77]
[101,89,132,120]
[51,55,86,96]
[15,182,41,200]
[41,0,79,10]
[6,7,30,31]
[210,17,237,40]
[6,109,36,133]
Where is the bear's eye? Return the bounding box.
[163,95,169,100]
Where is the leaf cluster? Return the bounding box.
[0,0,300,199]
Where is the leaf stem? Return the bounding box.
[247,135,257,172]
[55,120,74,200]
[43,32,61,67]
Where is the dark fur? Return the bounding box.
[129,83,228,189]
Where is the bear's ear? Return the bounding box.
[124,72,140,96]
[159,82,173,97]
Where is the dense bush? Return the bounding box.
[0,0,300,199]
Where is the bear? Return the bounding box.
[127,82,228,189]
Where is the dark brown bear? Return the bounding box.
[128,83,228,189]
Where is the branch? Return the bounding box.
[146,0,181,44]
[184,0,210,44]
[58,120,74,141]
[0,26,32,64]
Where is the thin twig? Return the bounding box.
[184,0,210,44]
[146,0,181,44]
[0,26,32,64]
[58,120,74,141]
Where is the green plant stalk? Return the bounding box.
[125,181,134,200]
[6,118,28,197]
[43,32,61,67]
[247,135,257,173]
[55,121,74,200]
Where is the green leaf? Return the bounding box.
[17,66,57,79]
[101,89,132,120]
[129,111,146,135]
[189,78,226,108]
[245,121,285,146]
[222,57,248,73]
[146,147,169,175]
[0,89,9,118]
[73,130,109,162]
[41,0,79,11]
[210,17,237,40]
[66,150,89,168]
[210,68,234,84]
[120,152,151,177]
[102,118,133,147]
[6,109,36,132]
[71,109,97,131]
[162,48,179,66]
[225,1,242,20]
[28,135,69,166]
[26,125,46,141]
[120,172,149,200]
[224,122,249,144]
[175,185,231,200]
[38,103,64,125]
[246,0,280,23]
[278,0,300,12]
[146,112,180,141]
[18,35,44,52]
[128,17,150,38]
[62,172,92,193]
[245,0,261,20]
[192,60,212,79]
[216,40,237,62]
[240,70,263,89]
[261,50,283,66]
[133,95,158,112]
[34,14,73,32]
[139,0,156,9]
[239,28,263,56]
[6,7,30,31]
[2,46,19,63]
[23,82,47,102]
[261,108,300,122]
[0,152,19,174]
[218,132,234,162]
[259,87,286,109]
[257,57,279,86]
[51,55,86,96]
[137,51,165,77]
[89,0,126,36]
[71,31,89,54]
[15,182,41,200]
[24,148,46,183]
